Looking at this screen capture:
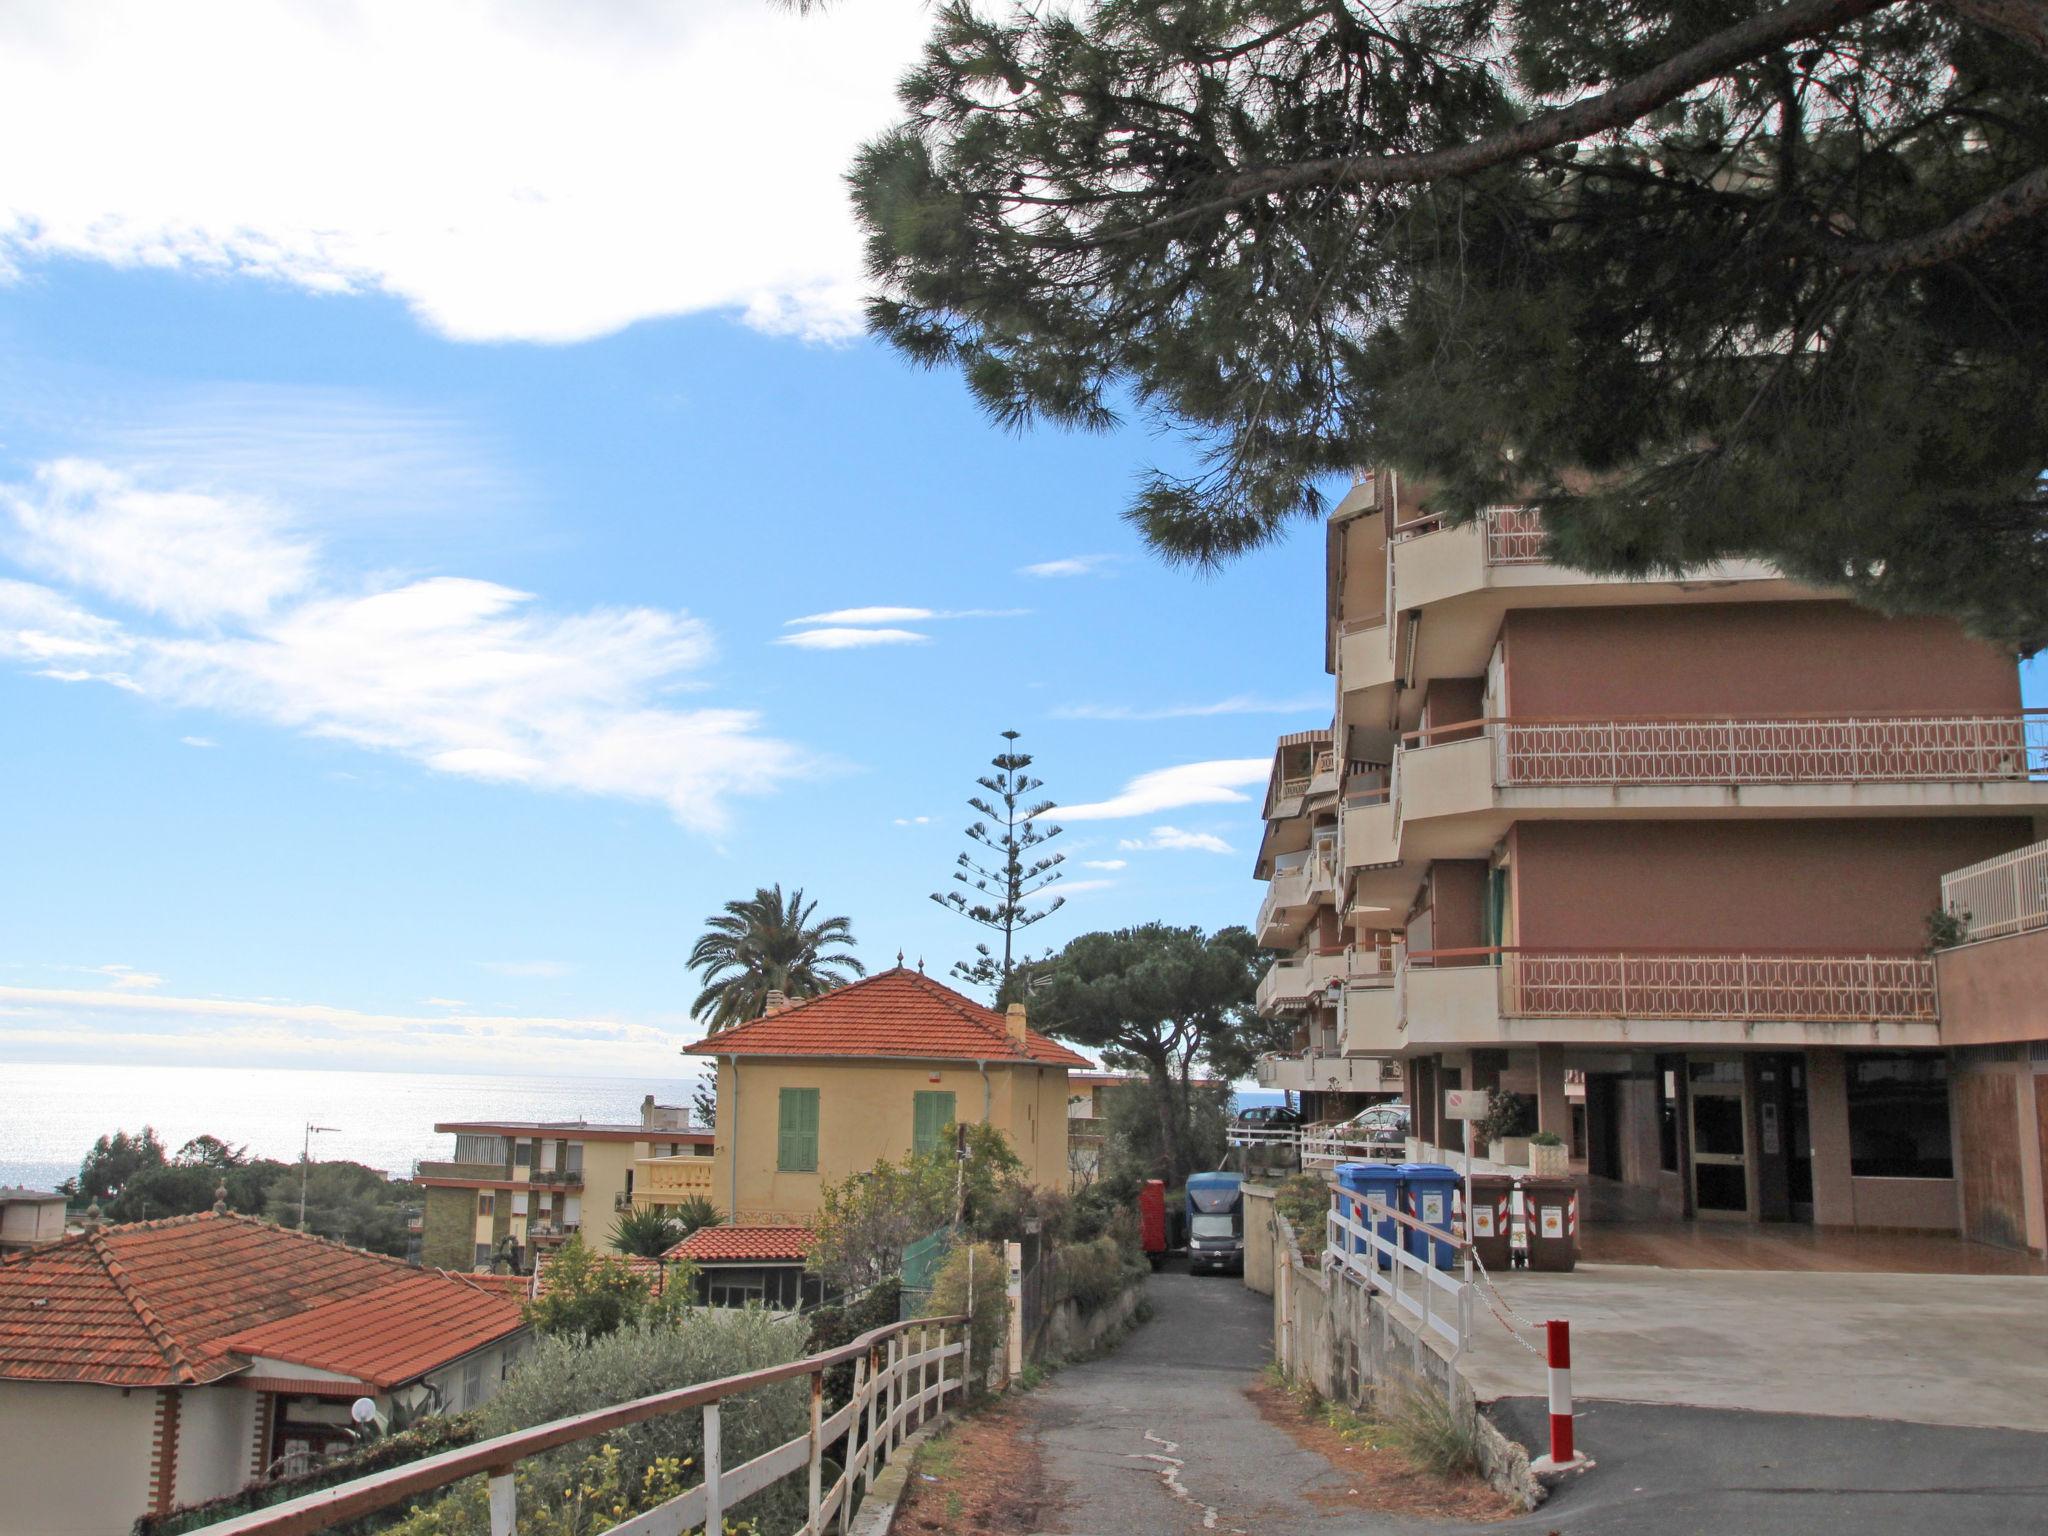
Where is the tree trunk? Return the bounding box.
[1148,1059,1182,1186]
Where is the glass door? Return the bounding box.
[1688,1059,1751,1218]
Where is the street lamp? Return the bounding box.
[299,1123,339,1230]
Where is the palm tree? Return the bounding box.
[688,884,866,1030]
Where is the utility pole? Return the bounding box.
[299,1123,338,1230]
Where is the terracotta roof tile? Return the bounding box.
[666,1226,815,1264]
[0,1212,415,1388]
[221,1271,525,1390]
[684,967,1090,1067]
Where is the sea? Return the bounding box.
[0,1062,710,1192]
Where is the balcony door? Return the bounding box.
[1688,1059,1751,1218]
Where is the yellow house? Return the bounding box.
[684,966,1090,1224]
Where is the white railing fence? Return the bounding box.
[1482,506,1546,566]
[1943,838,2048,943]
[206,1314,970,1536]
[1493,712,2046,787]
[1325,1193,1470,1358]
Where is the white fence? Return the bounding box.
[1226,1125,1405,1169]
[1943,838,2048,943]
[206,1314,969,1536]
[1325,1192,1470,1358]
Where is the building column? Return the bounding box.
[1536,1045,1570,1142]
[1805,1049,1855,1227]
[149,1387,182,1515]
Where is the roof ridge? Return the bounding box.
[85,1227,199,1385]
[692,965,911,1044]
[918,972,1030,1058]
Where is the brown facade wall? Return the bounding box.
[1500,603,2022,720]
[1427,860,1489,958]
[1422,676,1486,735]
[1935,928,2048,1047]
[1511,819,2027,952]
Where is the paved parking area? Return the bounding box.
[1460,1263,2048,1430]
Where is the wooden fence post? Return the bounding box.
[806,1369,823,1536]
[702,1401,722,1536]
[486,1468,516,1536]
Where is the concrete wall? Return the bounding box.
[1951,1051,2046,1252]
[1500,602,2022,718]
[173,1385,259,1509]
[0,1379,158,1536]
[711,1058,1070,1223]
[1936,928,2048,1047]
[1242,1183,1276,1297]
[1512,819,2025,952]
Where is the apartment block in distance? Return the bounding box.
[417,1096,713,1273]
[1253,468,2047,1240]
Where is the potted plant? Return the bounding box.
[1528,1130,1568,1177]
[1476,1092,1537,1166]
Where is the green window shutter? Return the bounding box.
[778,1088,819,1173]
[913,1091,956,1157]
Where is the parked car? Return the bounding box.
[1336,1102,1409,1142]
[1232,1104,1301,1130]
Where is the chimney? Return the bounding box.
[764,989,789,1016]
[1005,1002,1028,1044]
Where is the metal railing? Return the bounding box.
[1302,1131,1404,1168]
[1403,946,1939,1022]
[1942,837,2048,942]
[1326,1193,1470,1357]
[206,1314,970,1536]
[1483,506,1546,565]
[1485,711,2047,787]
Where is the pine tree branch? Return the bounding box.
[1057,0,1904,247]
[1829,164,2048,272]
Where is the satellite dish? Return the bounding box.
[350,1398,378,1426]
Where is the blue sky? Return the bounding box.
[0,0,1334,1080]
[0,4,2036,1081]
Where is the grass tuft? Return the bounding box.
[1376,1371,1483,1478]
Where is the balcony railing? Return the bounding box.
[1942,837,2048,942]
[1410,946,1937,1022]
[1404,712,2047,788]
[1484,505,1547,565]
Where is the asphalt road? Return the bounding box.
[1484,1396,2048,1536]
[1023,1264,1439,1536]
[1019,1263,2048,1536]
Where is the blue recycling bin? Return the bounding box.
[1396,1162,1463,1269]
[1333,1162,1403,1269]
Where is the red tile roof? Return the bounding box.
[0,1212,417,1387]
[667,1226,815,1264]
[221,1271,525,1390]
[683,967,1090,1067]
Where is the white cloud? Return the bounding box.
[1019,555,1118,579]
[0,982,679,1076]
[478,960,572,980]
[0,2,934,345]
[894,815,932,826]
[86,963,165,991]
[5,459,316,624]
[774,627,930,650]
[1118,826,1235,854]
[422,997,469,1009]
[789,606,936,626]
[1055,695,1328,722]
[0,460,801,833]
[1056,758,1269,821]
[180,735,217,748]
[1080,858,1128,870]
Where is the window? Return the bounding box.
[1847,1053,1953,1179]
[473,1242,493,1269]
[513,1140,532,1167]
[462,1359,484,1411]
[476,1192,495,1217]
[913,1090,956,1157]
[1655,1056,1682,1174]
[453,1134,508,1165]
[777,1088,819,1172]
[564,1143,583,1173]
[1190,1214,1235,1240]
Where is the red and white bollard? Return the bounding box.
[1530,1318,1591,1476]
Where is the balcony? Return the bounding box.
[1941,837,2048,943]
[414,1161,505,1184]
[1255,852,1316,945]
[1255,1051,1402,1095]
[634,1155,716,1207]
[1255,956,1313,1015]
[1340,785,1399,870]
[1337,616,1395,696]
[1401,947,1940,1049]
[1340,975,1401,1054]
[527,1168,585,1190]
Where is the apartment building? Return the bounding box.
[417,1096,714,1273]
[1253,470,2047,1237]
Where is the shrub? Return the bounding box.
[609,1204,685,1258]
[922,1240,1007,1398]
[382,1309,810,1535]
[1054,1235,1127,1311]
[1378,1372,1483,1478]
[1274,1173,1329,1262]
[1474,1092,1536,1146]
[803,1279,903,1408]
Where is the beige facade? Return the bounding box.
[707,1055,1072,1223]
[1253,469,2048,1241]
[0,1188,68,1251]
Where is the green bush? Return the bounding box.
[803,1279,902,1408]
[922,1241,1006,1398]
[1274,1173,1330,1261]
[1055,1234,1138,1312]
[382,1309,810,1535]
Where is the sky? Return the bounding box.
[0,1,1333,1081]
[0,3,2038,1085]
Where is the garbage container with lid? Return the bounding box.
[1396,1162,1463,1269]
[1465,1172,1515,1273]
[1333,1162,1403,1269]
[1519,1176,1579,1272]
